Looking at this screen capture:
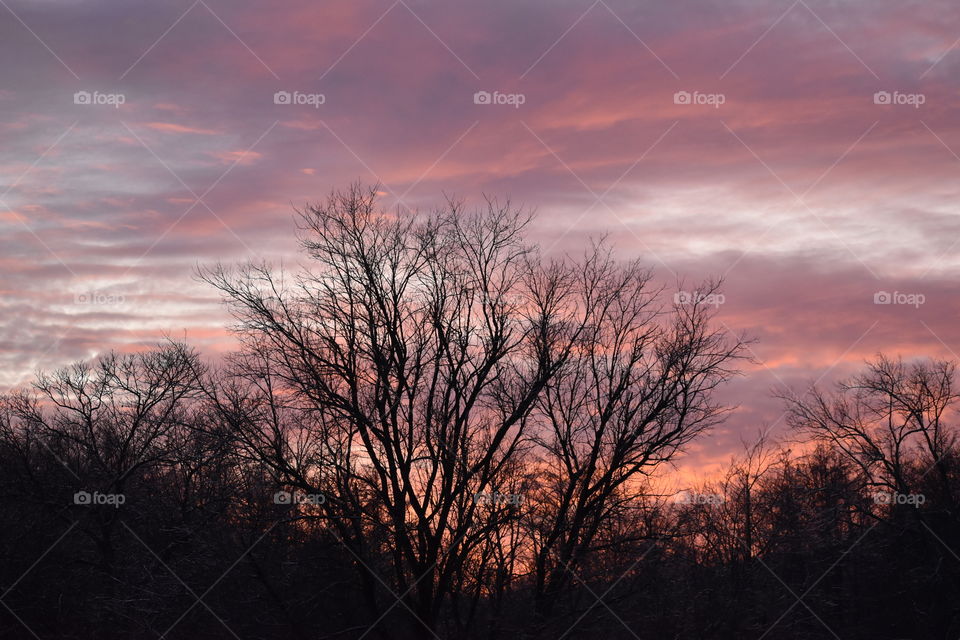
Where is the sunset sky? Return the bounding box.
[2,0,959,479]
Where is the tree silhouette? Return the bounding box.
[0,188,957,639]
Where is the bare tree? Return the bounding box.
[0,344,207,637]
[524,266,744,626]
[198,185,747,638]
[781,355,958,506]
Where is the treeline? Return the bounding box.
[1,186,957,639]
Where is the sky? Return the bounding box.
[1,0,959,480]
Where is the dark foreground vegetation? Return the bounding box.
[1,186,958,639]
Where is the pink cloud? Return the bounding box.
[211,150,263,165]
[144,122,220,135]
